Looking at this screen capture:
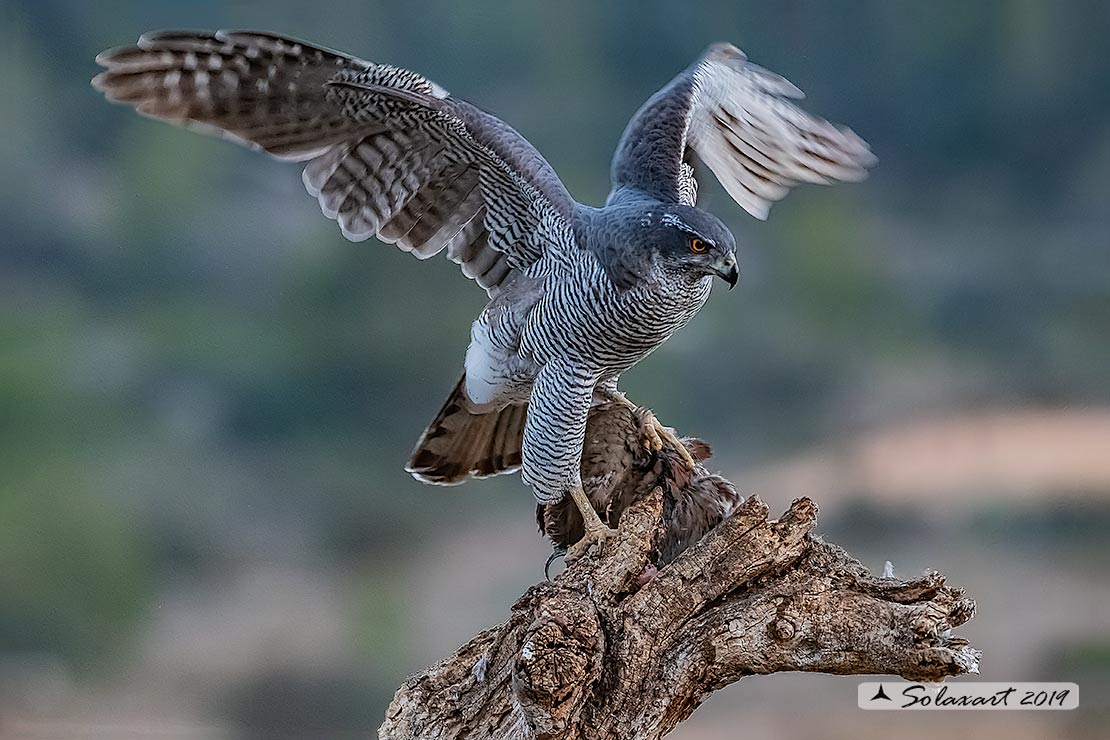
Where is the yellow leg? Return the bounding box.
[565,485,617,562]
[593,387,696,471]
[637,408,696,470]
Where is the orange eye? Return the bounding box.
[690,238,708,253]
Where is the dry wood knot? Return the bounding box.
[771,617,796,641]
[512,594,604,738]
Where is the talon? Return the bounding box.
[545,548,567,580]
[566,522,618,563]
[637,408,695,470]
[670,433,697,469]
[638,409,665,452]
[564,484,617,563]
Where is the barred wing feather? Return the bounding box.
[93,29,577,295]
[610,43,876,219]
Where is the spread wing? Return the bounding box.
[609,43,876,219]
[93,30,577,295]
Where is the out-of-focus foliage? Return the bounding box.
[1,1,1108,737]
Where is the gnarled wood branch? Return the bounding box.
[379,405,979,740]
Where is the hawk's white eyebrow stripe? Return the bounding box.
[660,213,695,232]
[659,212,716,246]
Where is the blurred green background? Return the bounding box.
[2,1,1108,738]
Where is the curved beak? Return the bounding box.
[711,252,739,289]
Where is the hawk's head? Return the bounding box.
[643,205,738,289]
[583,202,738,291]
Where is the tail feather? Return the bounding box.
[406,376,526,485]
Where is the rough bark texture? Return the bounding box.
[379,407,980,740]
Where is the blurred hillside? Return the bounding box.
[1,1,1108,738]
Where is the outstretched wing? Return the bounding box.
[93,30,577,294]
[609,43,876,219]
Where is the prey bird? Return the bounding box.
[93,31,874,559]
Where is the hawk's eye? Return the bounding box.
[690,238,708,254]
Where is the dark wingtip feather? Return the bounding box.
[94,44,140,67]
[137,29,219,46]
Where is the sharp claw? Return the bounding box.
[545,548,567,580]
[638,409,664,452]
[635,408,695,470]
[674,440,696,469]
[641,416,663,452]
[564,484,617,563]
[565,525,617,563]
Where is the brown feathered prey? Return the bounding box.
[540,399,741,567]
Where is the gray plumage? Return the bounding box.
[93,31,875,508]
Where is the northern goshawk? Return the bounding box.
[93,31,874,556]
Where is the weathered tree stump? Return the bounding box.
[379,406,979,739]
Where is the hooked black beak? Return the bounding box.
[711,252,739,289]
